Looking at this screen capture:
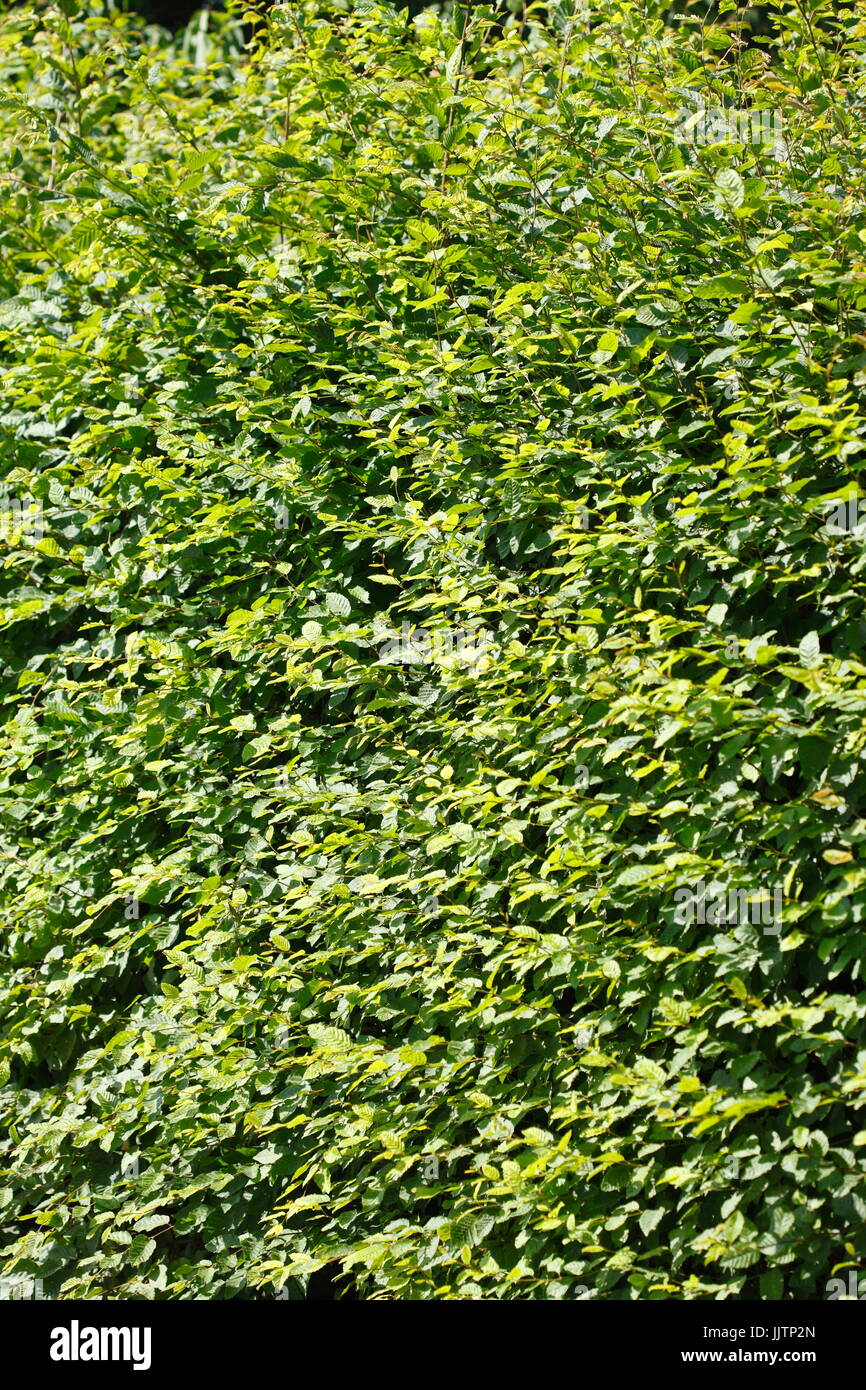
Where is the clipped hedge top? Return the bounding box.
[1,0,866,1299]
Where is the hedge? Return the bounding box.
[1,0,866,1300]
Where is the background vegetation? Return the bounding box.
[1,0,866,1299]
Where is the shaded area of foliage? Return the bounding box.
[3,0,782,37]
[1,0,866,1300]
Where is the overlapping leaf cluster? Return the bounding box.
[1,0,866,1299]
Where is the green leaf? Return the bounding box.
[798,631,821,668]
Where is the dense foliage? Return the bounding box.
[2,0,866,1301]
